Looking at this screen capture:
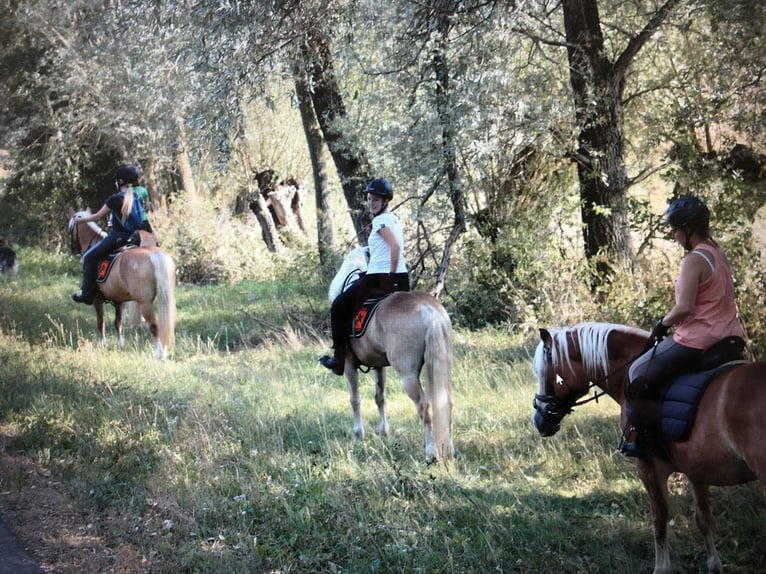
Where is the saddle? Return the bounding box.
[651,337,747,442]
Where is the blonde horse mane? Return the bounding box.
[539,322,644,382]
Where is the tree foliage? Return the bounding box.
[1,0,765,350]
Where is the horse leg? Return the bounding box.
[373,367,390,437]
[636,460,672,574]
[94,299,107,347]
[114,302,124,349]
[346,365,364,440]
[137,301,162,359]
[689,480,722,573]
[400,373,434,461]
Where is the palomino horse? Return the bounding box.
[69,210,176,360]
[532,322,766,574]
[328,247,454,461]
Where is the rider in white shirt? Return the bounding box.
[320,178,410,375]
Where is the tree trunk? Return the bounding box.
[294,56,334,268]
[562,0,680,283]
[249,184,282,253]
[429,1,467,299]
[301,30,372,243]
[174,115,197,197]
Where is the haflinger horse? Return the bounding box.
[328,246,454,462]
[532,322,766,574]
[69,209,176,361]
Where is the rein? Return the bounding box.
[71,219,105,254]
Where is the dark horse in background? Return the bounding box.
[328,247,454,462]
[532,322,765,574]
[69,209,176,360]
[0,236,18,275]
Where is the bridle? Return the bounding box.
[533,334,653,431]
[532,345,602,429]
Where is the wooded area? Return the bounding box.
[1,0,765,349]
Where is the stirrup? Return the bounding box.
[619,428,648,459]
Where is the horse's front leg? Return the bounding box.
[345,362,364,440]
[94,299,107,347]
[689,480,722,573]
[637,460,672,574]
[373,367,390,437]
[114,302,124,349]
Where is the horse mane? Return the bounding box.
[328,246,369,303]
[542,322,645,382]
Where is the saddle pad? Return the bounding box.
[351,295,389,338]
[660,364,738,441]
[96,252,120,283]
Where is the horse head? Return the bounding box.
[327,246,370,303]
[532,328,573,436]
[532,323,646,437]
[68,209,102,255]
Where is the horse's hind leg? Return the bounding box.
[373,367,390,437]
[689,481,722,574]
[400,373,434,461]
[137,301,162,358]
[114,302,124,349]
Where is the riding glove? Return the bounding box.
[650,317,670,340]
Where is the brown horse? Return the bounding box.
[328,247,454,461]
[69,210,176,360]
[532,322,766,574]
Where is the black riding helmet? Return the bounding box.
[665,196,710,250]
[364,178,394,200]
[665,196,710,232]
[114,165,141,186]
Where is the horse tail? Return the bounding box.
[424,304,455,460]
[150,250,176,356]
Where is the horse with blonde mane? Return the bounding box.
[328,247,454,462]
[69,209,176,360]
[532,322,766,574]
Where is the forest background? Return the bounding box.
[1,0,766,353]
[1,1,766,572]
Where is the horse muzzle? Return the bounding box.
[532,394,564,437]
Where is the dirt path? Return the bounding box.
[0,445,119,573]
[0,518,44,574]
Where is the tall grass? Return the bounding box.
[0,246,764,573]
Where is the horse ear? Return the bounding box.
[539,328,553,349]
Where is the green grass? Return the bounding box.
[0,246,764,573]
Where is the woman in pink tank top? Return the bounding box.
[621,196,745,458]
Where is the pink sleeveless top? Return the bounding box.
[673,244,744,350]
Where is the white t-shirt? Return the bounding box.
[366,211,407,274]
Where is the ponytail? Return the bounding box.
[121,187,135,225]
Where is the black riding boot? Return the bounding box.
[319,348,345,376]
[72,264,96,305]
[619,399,661,459]
[619,427,649,458]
